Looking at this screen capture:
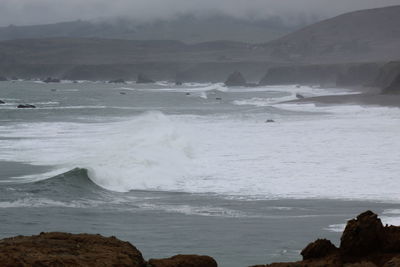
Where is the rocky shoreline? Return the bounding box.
[0,211,399,267]
[0,232,217,267]
[253,211,400,267]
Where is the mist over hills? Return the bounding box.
[0,5,399,84]
[0,15,301,44]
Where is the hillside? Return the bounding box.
[257,5,400,64]
[0,15,298,44]
[1,6,400,82]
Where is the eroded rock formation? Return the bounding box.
[252,211,400,267]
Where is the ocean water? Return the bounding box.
[1,80,400,266]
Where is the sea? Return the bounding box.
[1,80,400,267]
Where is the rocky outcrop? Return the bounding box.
[0,232,218,267]
[252,211,400,267]
[259,63,381,87]
[17,104,36,108]
[43,77,61,83]
[373,61,400,89]
[137,73,155,84]
[108,78,126,83]
[382,73,400,94]
[0,232,146,267]
[225,71,247,86]
[149,255,218,267]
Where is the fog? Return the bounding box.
[0,0,399,26]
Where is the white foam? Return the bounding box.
[0,198,93,208]
[2,91,400,200]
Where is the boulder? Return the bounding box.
[0,232,146,267]
[225,71,247,86]
[137,73,155,84]
[301,239,338,260]
[148,255,218,267]
[43,77,61,83]
[296,93,305,99]
[0,100,5,104]
[109,78,126,84]
[17,104,36,108]
[340,210,385,257]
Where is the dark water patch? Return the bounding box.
[0,162,52,180]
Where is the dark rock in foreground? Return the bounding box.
[43,77,61,83]
[225,71,247,86]
[0,232,146,267]
[137,73,155,84]
[17,104,36,108]
[251,211,400,267]
[0,100,5,104]
[0,232,218,267]
[149,255,218,267]
[109,78,126,83]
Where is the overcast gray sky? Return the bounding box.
[1,0,400,26]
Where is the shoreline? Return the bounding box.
[285,92,400,108]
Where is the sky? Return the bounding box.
[0,0,399,26]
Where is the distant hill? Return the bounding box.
[257,5,400,63]
[0,15,299,44]
[1,6,400,83]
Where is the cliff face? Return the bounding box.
[373,61,400,94]
[259,62,382,87]
[252,211,400,267]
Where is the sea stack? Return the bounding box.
[136,73,155,84]
[43,77,61,83]
[108,79,126,84]
[17,104,36,109]
[383,73,400,94]
[225,71,247,86]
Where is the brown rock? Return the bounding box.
[149,254,218,267]
[344,262,377,267]
[253,211,400,267]
[340,210,385,257]
[383,256,400,267]
[0,232,146,267]
[301,239,338,260]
